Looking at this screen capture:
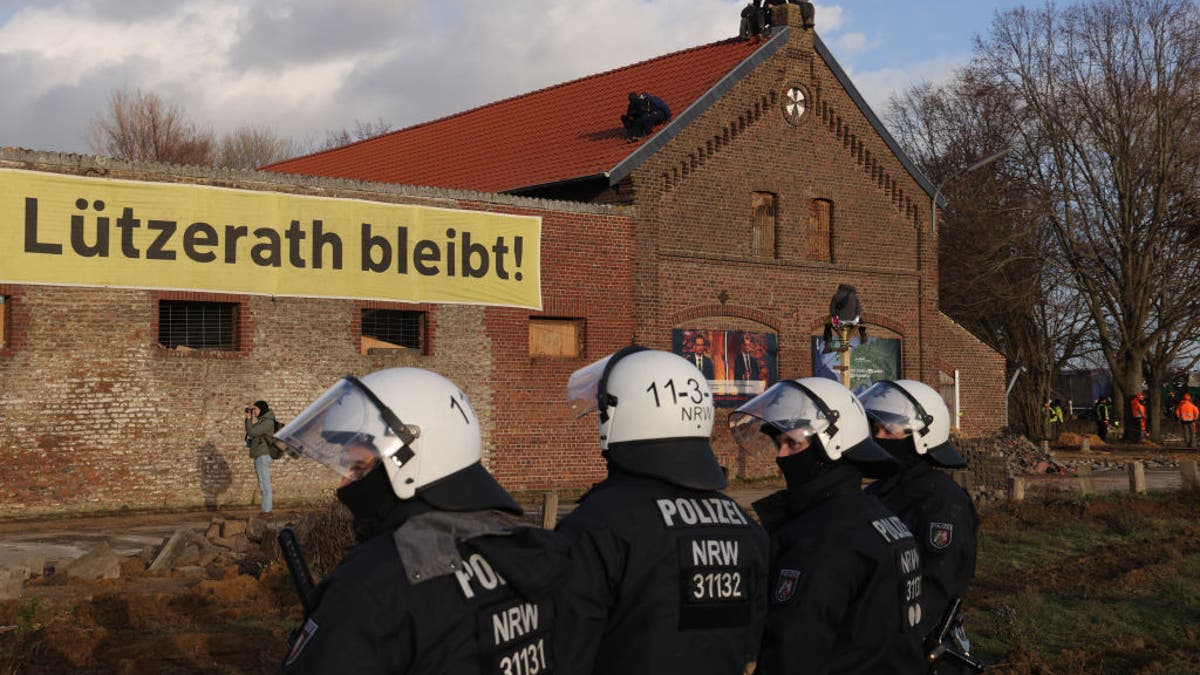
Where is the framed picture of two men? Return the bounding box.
[672,329,778,408]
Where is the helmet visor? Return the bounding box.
[858,381,922,437]
[728,381,832,459]
[274,378,409,483]
[566,353,617,418]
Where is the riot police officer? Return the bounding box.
[557,346,769,675]
[728,377,925,674]
[275,368,573,674]
[859,379,981,673]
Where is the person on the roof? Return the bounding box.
[740,0,770,38]
[620,92,642,141]
[622,92,672,142]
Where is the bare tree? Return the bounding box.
[216,125,296,170]
[88,87,214,165]
[316,118,392,152]
[1143,218,1200,440]
[887,69,1091,436]
[973,0,1200,439]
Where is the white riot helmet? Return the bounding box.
[275,368,520,513]
[857,379,966,468]
[567,346,726,490]
[729,377,898,477]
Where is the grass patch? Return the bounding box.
[967,495,1200,673]
[0,599,44,675]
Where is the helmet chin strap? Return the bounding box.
[595,345,649,424]
[883,380,934,438]
[344,374,418,467]
[774,380,841,446]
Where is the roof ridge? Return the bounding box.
[265,36,744,169]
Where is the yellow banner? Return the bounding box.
[0,168,542,309]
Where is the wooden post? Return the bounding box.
[1009,476,1025,503]
[831,325,852,389]
[540,491,559,529]
[1180,461,1199,491]
[1041,440,1050,454]
[1128,461,1146,494]
[1077,467,1095,495]
[1081,436,1090,453]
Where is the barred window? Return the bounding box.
[361,309,424,354]
[529,318,584,358]
[751,192,778,258]
[158,300,237,350]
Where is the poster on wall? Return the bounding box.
[672,329,778,408]
[811,336,901,392]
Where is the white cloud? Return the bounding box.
[832,31,872,56]
[845,56,965,118]
[0,3,243,91]
[813,3,845,33]
[0,0,753,154]
[1,0,962,155]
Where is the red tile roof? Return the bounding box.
[264,37,770,193]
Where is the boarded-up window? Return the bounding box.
[530,318,584,358]
[0,296,6,348]
[361,309,424,354]
[809,199,833,262]
[158,300,236,350]
[751,192,777,258]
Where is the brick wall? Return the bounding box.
[482,209,636,490]
[933,314,1007,437]
[0,153,635,516]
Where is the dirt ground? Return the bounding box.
[0,467,1195,674]
[0,509,313,674]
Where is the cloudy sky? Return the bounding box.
[0,0,1030,156]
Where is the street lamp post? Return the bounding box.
[929,147,1012,235]
[1005,366,1027,430]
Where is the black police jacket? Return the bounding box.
[281,510,574,675]
[556,469,769,675]
[868,461,979,638]
[753,464,926,675]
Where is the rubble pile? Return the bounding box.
[956,433,1056,479]
[1054,455,1180,473]
[145,515,282,577]
[1,515,289,602]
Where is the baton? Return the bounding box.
[278,527,317,615]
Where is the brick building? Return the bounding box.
[0,6,1004,517]
[269,7,1007,475]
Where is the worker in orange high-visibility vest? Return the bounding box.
[1176,393,1199,448]
[1130,392,1148,441]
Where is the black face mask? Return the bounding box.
[775,445,832,489]
[336,462,402,542]
[876,437,922,467]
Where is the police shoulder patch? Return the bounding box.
[928,522,954,550]
[774,568,802,603]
